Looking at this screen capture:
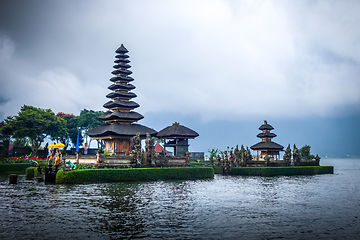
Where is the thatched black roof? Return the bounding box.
[111,69,133,75]
[114,58,130,64]
[113,63,131,69]
[110,76,134,82]
[259,120,274,130]
[103,100,139,109]
[157,122,199,139]
[116,44,128,54]
[257,132,277,138]
[86,122,157,138]
[250,141,284,151]
[108,83,135,91]
[115,54,129,59]
[100,110,144,122]
[106,91,137,99]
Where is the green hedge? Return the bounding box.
[213,167,224,174]
[231,166,333,176]
[25,167,37,179]
[0,163,31,173]
[56,167,214,184]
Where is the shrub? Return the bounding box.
[56,167,214,184]
[231,166,333,176]
[55,169,67,184]
[213,167,224,174]
[0,163,31,173]
[25,167,37,179]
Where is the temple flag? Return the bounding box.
[84,142,88,155]
[76,133,79,152]
[8,140,13,156]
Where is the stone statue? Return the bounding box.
[48,149,53,165]
[54,149,60,166]
[186,152,191,166]
[246,147,252,162]
[234,145,240,167]
[315,154,321,165]
[293,144,300,166]
[145,133,155,166]
[131,132,142,167]
[240,145,246,167]
[283,144,292,166]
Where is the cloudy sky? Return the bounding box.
[1,0,359,157]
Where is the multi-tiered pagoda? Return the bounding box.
[250,120,284,160]
[87,44,157,155]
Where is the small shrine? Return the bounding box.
[250,120,284,160]
[157,122,199,157]
[87,45,157,155]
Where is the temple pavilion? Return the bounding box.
[87,44,157,155]
[157,122,199,157]
[250,120,284,160]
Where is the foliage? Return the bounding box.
[299,145,315,160]
[53,112,81,150]
[76,164,95,169]
[55,169,67,184]
[0,163,31,173]
[78,109,105,148]
[25,167,37,179]
[213,167,224,174]
[1,105,66,155]
[56,167,214,184]
[208,148,219,159]
[231,166,333,176]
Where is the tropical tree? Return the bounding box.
[299,144,315,160]
[77,109,104,148]
[2,105,66,155]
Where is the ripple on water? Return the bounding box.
[0,159,360,239]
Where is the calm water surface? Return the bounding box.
[0,159,359,239]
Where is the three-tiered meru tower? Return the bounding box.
[87,44,157,155]
[250,120,284,160]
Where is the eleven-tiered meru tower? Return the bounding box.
[87,44,157,155]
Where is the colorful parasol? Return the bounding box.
[54,143,65,149]
[47,144,56,149]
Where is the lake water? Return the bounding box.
[0,159,359,239]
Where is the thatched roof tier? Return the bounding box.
[115,54,129,59]
[257,132,277,138]
[259,120,274,130]
[114,58,130,64]
[116,44,129,54]
[100,110,144,122]
[113,63,131,69]
[106,91,137,99]
[108,83,135,91]
[110,76,134,82]
[250,141,284,151]
[103,100,139,109]
[111,69,133,75]
[86,122,157,138]
[157,122,199,139]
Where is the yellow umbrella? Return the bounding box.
[54,143,65,149]
[47,144,56,149]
